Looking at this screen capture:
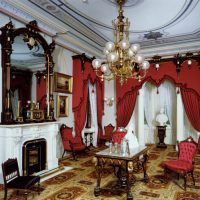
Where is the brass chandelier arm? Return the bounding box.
[94,70,114,81]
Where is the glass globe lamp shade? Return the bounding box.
[130,43,140,53]
[155,63,160,69]
[103,47,110,55]
[104,66,111,75]
[188,59,192,65]
[105,41,115,52]
[128,48,134,58]
[101,64,109,73]
[119,39,130,50]
[92,59,101,69]
[107,52,118,63]
[135,54,144,64]
[142,60,150,70]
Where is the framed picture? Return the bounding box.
[54,72,73,93]
[57,95,68,117]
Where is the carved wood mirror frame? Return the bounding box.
[0,21,55,124]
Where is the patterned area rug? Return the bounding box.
[0,145,200,200]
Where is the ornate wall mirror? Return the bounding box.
[0,21,55,124]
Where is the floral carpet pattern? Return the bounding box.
[0,145,200,200]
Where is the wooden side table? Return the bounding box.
[157,126,167,148]
[93,146,149,200]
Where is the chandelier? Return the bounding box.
[92,0,150,85]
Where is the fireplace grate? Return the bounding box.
[23,138,46,176]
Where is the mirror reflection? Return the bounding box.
[1,21,55,124]
[10,35,46,121]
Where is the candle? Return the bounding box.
[17,100,21,117]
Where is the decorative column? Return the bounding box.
[138,88,145,146]
[176,87,184,142]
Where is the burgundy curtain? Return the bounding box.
[116,90,138,128]
[73,80,89,137]
[96,79,104,143]
[116,61,200,131]
[181,88,200,131]
[72,56,104,138]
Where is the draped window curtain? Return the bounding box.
[96,79,104,143]
[74,80,89,137]
[181,88,200,132]
[116,59,200,143]
[74,79,103,140]
[143,82,154,144]
[160,81,177,143]
[143,81,198,144]
[116,90,138,128]
[88,81,98,146]
[143,80,176,144]
[184,109,198,140]
[72,58,104,141]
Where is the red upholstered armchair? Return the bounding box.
[60,124,87,160]
[100,124,115,144]
[162,136,197,190]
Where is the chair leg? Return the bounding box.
[38,181,40,195]
[72,151,76,160]
[4,187,7,200]
[164,168,167,179]
[191,171,195,186]
[62,150,65,158]
[184,173,187,191]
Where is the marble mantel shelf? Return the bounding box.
[0,121,59,183]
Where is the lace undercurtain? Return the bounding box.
[88,81,98,147]
[143,82,154,144]
[142,80,198,144]
[144,80,176,144]
[11,89,19,120]
[125,100,139,148]
[183,104,199,141]
[160,81,177,143]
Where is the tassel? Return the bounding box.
[157,88,159,94]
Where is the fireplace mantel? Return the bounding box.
[0,122,59,183]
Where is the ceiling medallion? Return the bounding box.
[144,31,163,40]
[106,0,142,7]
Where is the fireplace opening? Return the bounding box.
[23,138,46,176]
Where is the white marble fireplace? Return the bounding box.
[0,122,59,183]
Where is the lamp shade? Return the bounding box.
[142,60,150,70]
[105,41,115,52]
[130,44,140,53]
[119,39,130,50]
[135,54,144,64]
[92,59,101,69]
[107,52,118,63]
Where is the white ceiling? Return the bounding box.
[1,0,200,59]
